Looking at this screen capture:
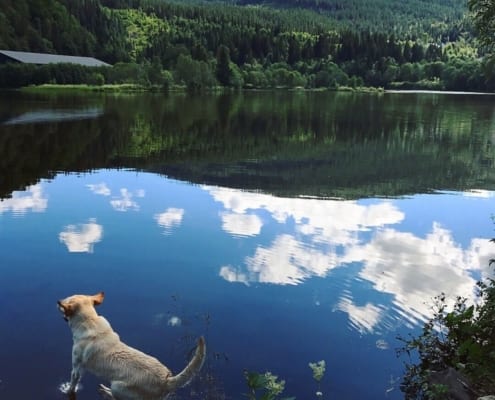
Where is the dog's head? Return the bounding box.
[57,292,105,322]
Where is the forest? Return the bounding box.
[0,0,494,91]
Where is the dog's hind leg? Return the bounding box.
[105,382,151,400]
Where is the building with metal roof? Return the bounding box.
[0,50,110,67]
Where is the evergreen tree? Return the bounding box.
[216,44,232,86]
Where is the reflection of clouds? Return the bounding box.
[463,189,494,198]
[88,184,145,210]
[206,186,404,246]
[220,212,262,237]
[219,265,250,285]
[342,223,492,325]
[336,296,384,334]
[465,237,494,281]
[110,188,140,212]
[207,186,404,285]
[0,184,47,215]
[154,208,184,233]
[221,234,339,285]
[87,183,111,196]
[376,339,389,350]
[59,219,103,253]
[207,185,494,332]
[135,189,145,198]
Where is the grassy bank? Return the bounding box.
[20,83,385,94]
[20,83,154,93]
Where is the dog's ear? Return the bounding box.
[92,292,105,306]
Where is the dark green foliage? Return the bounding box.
[398,258,495,398]
[0,0,492,91]
[216,45,232,86]
[175,54,217,91]
[0,61,172,88]
[244,371,295,400]
[0,0,97,55]
[469,0,495,53]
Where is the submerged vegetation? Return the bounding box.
[0,0,494,91]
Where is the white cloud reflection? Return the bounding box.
[0,184,47,215]
[463,189,494,198]
[154,208,184,233]
[205,185,494,332]
[220,212,263,237]
[336,296,385,334]
[342,224,492,326]
[87,184,145,211]
[87,183,111,196]
[206,186,404,246]
[110,188,140,212]
[59,219,103,253]
[206,186,404,286]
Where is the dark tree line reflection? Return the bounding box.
[0,90,494,199]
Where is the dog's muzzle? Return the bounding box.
[57,301,69,322]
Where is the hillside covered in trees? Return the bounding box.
[0,0,494,91]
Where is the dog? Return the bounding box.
[57,292,206,400]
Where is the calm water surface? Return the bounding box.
[0,91,494,399]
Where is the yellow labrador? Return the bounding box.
[57,292,205,400]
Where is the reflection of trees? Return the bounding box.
[1,91,494,199]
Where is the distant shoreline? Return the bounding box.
[385,89,495,95]
[15,84,494,96]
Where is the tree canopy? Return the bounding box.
[0,0,493,91]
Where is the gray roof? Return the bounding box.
[0,50,110,67]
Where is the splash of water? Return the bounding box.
[167,316,182,327]
[59,382,82,394]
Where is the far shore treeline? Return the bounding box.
[0,0,494,91]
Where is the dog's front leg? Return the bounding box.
[69,366,82,392]
[68,347,84,395]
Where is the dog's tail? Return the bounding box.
[166,336,206,390]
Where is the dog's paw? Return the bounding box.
[58,382,82,395]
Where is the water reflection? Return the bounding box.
[2,107,103,125]
[336,296,386,334]
[206,186,404,244]
[463,189,495,198]
[0,184,47,215]
[154,207,184,234]
[86,182,145,212]
[343,224,491,327]
[58,218,103,253]
[220,212,263,237]
[207,184,493,332]
[110,188,143,212]
[1,91,494,200]
[1,91,494,399]
[209,186,404,287]
[86,182,111,196]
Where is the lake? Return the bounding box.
[0,90,494,400]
